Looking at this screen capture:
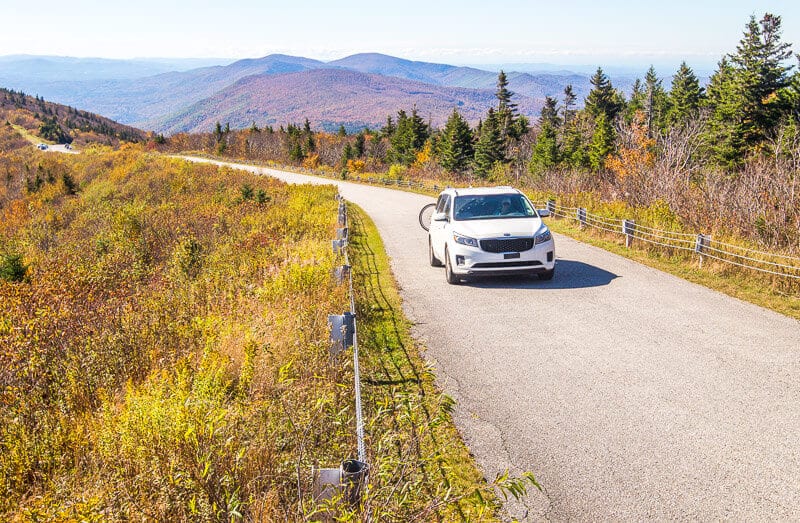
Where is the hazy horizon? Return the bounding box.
[2,0,795,77]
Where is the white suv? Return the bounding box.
[427,187,555,284]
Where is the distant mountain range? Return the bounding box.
[0,53,638,135]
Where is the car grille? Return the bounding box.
[472,261,542,268]
[479,238,534,253]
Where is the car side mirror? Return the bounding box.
[537,209,551,218]
[432,212,449,222]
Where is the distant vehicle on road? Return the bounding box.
[423,186,555,284]
[64,143,71,150]
[37,143,48,150]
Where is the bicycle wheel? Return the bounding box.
[418,203,436,231]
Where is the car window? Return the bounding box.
[443,195,452,216]
[435,194,447,214]
[453,194,536,220]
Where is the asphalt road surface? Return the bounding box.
[185,158,800,520]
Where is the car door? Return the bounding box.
[429,194,450,260]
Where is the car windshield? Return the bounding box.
[453,194,536,221]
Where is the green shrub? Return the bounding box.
[0,253,27,282]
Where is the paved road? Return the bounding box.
[37,144,79,154]
[185,158,800,520]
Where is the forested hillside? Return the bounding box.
[167,12,798,255]
[1,87,146,146]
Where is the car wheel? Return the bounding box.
[429,237,443,267]
[445,247,460,284]
[538,268,555,281]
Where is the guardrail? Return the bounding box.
[313,195,369,512]
[541,201,800,280]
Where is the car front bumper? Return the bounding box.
[448,239,555,276]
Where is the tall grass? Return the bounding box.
[1,145,520,520]
[0,145,351,519]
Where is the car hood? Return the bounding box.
[451,217,544,239]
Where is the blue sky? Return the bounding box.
[2,0,798,71]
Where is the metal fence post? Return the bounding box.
[695,234,711,268]
[332,239,347,255]
[547,200,556,215]
[333,264,351,284]
[622,219,636,248]
[328,311,355,355]
[577,208,587,228]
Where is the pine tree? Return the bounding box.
[382,115,396,137]
[342,143,354,165]
[338,124,347,137]
[589,113,614,171]
[540,96,560,128]
[473,108,504,178]
[495,70,517,115]
[585,67,622,121]
[563,84,577,127]
[529,124,559,175]
[667,61,705,125]
[495,70,522,143]
[304,133,316,154]
[438,108,474,173]
[388,108,429,165]
[626,78,645,122]
[730,13,794,144]
[643,66,669,135]
[354,132,366,157]
[706,13,794,166]
[289,142,304,161]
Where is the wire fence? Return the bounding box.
[539,200,800,280]
[313,196,369,510]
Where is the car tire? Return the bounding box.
[445,247,460,284]
[538,268,555,281]
[429,237,443,267]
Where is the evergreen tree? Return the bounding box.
[495,70,524,143]
[342,143,354,165]
[388,108,429,165]
[529,124,559,175]
[289,142,304,161]
[706,13,794,166]
[667,61,705,125]
[589,113,614,171]
[585,67,622,121]
[626,78,645,122]
[338,124,347,137]
[382,115,396,137]
[563,84,577,127]
[304,133,316,154]
[562,123,589,168]
[730,13,794,144]
[438,108,474,173]
[495,70,517,115]
[473,108,504,178]
[540,96,560,128]
[643,66,669,135]
[354,132,366,157]
[303,118,312,134]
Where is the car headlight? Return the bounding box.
[534,228,552,244]
[453,232,479,247]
